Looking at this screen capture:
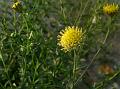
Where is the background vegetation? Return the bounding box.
[0,0,120,89]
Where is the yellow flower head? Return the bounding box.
[57,26,85,52]
[12,1,22,12]
[103,3,119,15]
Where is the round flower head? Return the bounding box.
[57,26,85,52]
[12,1,22,12]
[103,3,119,15]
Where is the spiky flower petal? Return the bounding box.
[103,3,119,15]
[57,26,85,52]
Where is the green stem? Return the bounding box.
[13,11,17,34]
[71,50,77,89]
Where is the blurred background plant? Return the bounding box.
[0,0,120,89]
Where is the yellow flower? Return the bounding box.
[103,3,119,15]
[57,26,85,52]
[12,1,22,12]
